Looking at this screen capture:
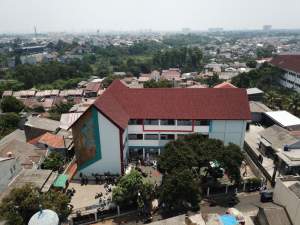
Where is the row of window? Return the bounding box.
[128,133,177,140]
[128,119,210,126]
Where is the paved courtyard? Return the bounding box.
[69,181,113,210]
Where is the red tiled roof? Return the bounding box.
[270,54,300,74]
[93,80,251,129]
[214,82,237,89]
[29,132,65,149]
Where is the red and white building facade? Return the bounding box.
[71,80,251,177]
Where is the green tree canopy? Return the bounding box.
[0,184,71,225]
[0,96,24,113]
[143,79,173,88]
[159,168,200,212]
[158,134,243,183]
[41,152,65,171]
[112,170,154,209]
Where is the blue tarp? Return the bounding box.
[219,215,238,225]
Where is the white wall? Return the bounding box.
[80,112,121,176]
[273,178,300,225]
[209,120,246,148]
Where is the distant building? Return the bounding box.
[270,54,300,93]
[263,25,272,31]
[208,27,223,32]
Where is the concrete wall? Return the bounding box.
[280,71,300,93]
[273,178,300,225]
[79,111,121,176]
[0,158,21,192]
[209,120,247,148]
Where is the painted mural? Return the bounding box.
[72,107,101,170]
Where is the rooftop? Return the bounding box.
[259,125,300,152]
[213,82,237,88]
[92,80,251,129]
[25,116,60,132]
[264,111,300,128]
[246,87,264,95]
[270,54,300,74]
[0,169,57,201]
[0,139,46,168]
[249,101,272,113]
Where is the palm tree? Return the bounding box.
[287,93,300,115]
[264,91,281,109]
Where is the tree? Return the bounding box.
[158,134,243,184]
[246,60,257,68]
[49,101,74,121]
[0,96,24,113]
[264,91,281,109]
[159,168,200,212]
[112,170,154,209]
[41,152,65,171]
[0,184,71,225]
[144,79,173,88]
[0,113,21,138]
[287,93,300,115]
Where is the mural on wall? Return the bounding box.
[72,107,101,170]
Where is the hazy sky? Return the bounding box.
[0,0,300,33]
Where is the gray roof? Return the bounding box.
[0,169,57,201]
[259,125,300,152]
[249,101,271,113]
[289,182,300,199]
[25,117,60,132]
[258,204,292,225]
[0,129,26,148]
[0,139,46,168]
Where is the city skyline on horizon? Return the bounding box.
[0,0,300,33]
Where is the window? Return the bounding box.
[144,119,159,125]
[177,119,192,126]
[128,119,143,125]
[160,119,175,125]
[128,133,143,140]
[144,134,159,140]
[195,120,210,126]
[160,134,175,140]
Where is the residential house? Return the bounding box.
[161,68,181,81]
[24,117,60,141]
[247,88,264,101]
[259,125,300,175]
[84,82,101,98]
[70,80,251,177]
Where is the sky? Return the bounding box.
[0,0,300,33]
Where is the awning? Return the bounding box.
[53,174,68,188]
